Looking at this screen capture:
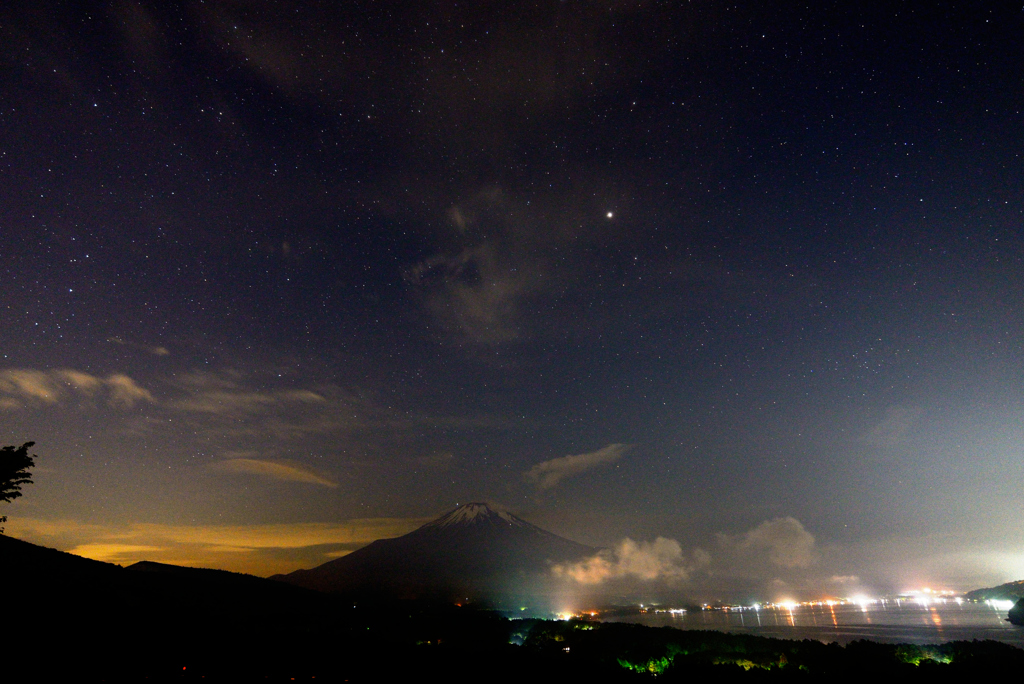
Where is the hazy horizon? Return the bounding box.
[7,499,1020,604]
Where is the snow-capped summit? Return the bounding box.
[419,502,526,530]
[276,502,598,602]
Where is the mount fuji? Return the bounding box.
[274,503,598,602]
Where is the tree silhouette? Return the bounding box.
[0,441,36,533]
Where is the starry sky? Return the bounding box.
[2,1,1023,600]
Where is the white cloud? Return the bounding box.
[554,517,818,592]
[525,443,630,489]
[554,537,710,585]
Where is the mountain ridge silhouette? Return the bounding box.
[274,502,599,602]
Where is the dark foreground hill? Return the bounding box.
[274,502,598,602]
[0,534,343,680]
[0,533,332,619]
[5,533,1024,681]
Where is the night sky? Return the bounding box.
[2,1,1023,600]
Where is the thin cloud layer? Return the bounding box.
[863,405,924,448]
[158,371,397,442]
[405,186,631,346]
[7,516,430,575]
[526,443,631,489]
[211,458,337,488]
[107,336,170,356]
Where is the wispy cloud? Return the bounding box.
[167,372,288,416]
[408,243,538,344]
[0,369,61,403]
[0,368,154,409]
[210,458,337,487]
[405,188,590,347]
[159,371,382,441]
[105,374,156,407]
[159,370,504,446]
[862,405,923,448]
[525,443,631,489]
[107,337,170,356]
[57,370,105,393]
[165,373,353,421]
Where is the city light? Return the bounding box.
[548,590,1000,624]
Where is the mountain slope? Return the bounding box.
[0,533,332,618]
[275,502,598,601]
[1,533,349,677]
[964,579,1024,602]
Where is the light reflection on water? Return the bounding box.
[602,601,1024,646]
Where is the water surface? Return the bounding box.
[603,601,1024,646]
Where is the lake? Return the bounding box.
[601,600,1024,647]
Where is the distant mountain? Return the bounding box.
[963,579,1024,602]
[274,502,598,602]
